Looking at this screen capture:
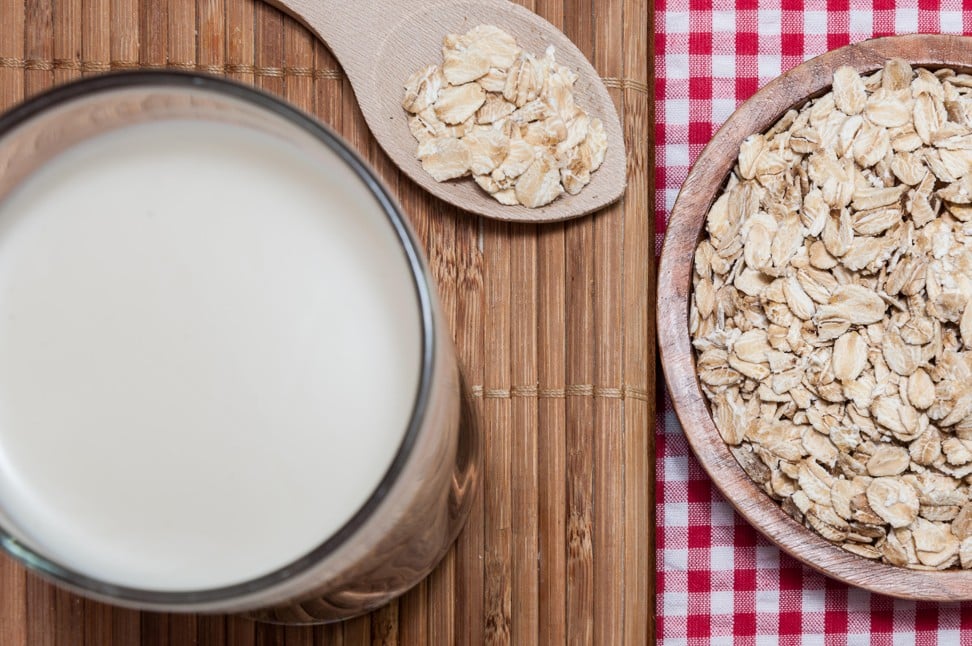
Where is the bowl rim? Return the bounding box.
[658,34,972,601]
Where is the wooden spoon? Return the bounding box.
[262,0,626,222]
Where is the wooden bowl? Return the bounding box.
[657,34,972,601]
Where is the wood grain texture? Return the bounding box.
[0,0,25,108]
[483,216,513,645]
[196,0,224,73]
[24,0,53,95]
[533,8,568,644]
[592,2,625,644]
[168,0,195,70]
[81,0,108,77]
[510,214,540,646]
[658,34,972,603]
[137,0,164,66]
[53,0,82,84]
[0,0,654,641]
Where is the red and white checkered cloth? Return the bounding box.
[656,2,972,644]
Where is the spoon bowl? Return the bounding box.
[265,0,626,221]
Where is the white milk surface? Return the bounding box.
[0,119,421,591]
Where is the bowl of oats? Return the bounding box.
[658,34,972,600]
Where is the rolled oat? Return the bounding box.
[402,25,606,208]
[692,59,972,570]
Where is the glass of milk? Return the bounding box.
[0,72,477,623]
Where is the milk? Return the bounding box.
[0,119,422,591]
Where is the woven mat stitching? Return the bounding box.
[601,77,650,94]
[468,384,649,400]
[0,58,345,79]
[0,58,648,93]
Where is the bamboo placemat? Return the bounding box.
[0,0,654,643]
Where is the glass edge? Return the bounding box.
[0,70,439,608]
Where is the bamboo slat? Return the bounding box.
[24,0,53,95]
[533,5,568,643]
[140,613,168,646]
[226,616,256,646]
[482,215,513,645]
[224,0,252,84]
[196,615,227,644]
[137,0,164,66]
[81,601,112,646]
[167,0,194,70]
[510,222,539,645]
[563,212,595,646]
[167,614,198,646]
[452,208,486,646]
[196,0,224,73]
[110,0,137,66]
[593,0,626,641]
[53,0,82,84]
[0,0,26,111]
[0,0,654,642]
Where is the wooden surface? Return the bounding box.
[658,34,972,602]
[263,0,628,223]
[0,0,654,643]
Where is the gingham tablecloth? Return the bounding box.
[656,2,972,644]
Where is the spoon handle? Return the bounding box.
[263,0,430,80]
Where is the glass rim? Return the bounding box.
[0,70,437,607]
